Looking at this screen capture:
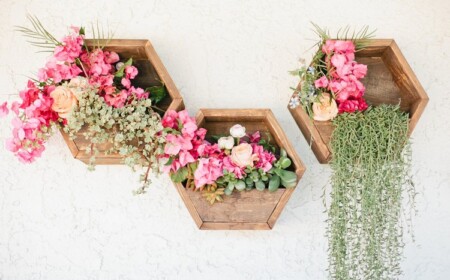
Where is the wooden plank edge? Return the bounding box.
[267,188,295,229]
[265,109,306,179]
[144,40,182,101]
[288,104,331,164]
[200,222,271,230]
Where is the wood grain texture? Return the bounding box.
[289,39,429,163]
[173,109,306,230]
[61,39,184,165]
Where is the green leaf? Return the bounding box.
[147,86,167,104]
[268,175,280,192]
[170,167,188,183]
[235,180,246,191]
[114,58,133,78]
[279,157,292,169]
[279,170,297,188]
[280,148,287,158]
[255,180,265,191]
[224,182,235,196]
[245,177,253,185]
[164,157,174,166]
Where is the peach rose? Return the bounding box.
[50,86,78,119]
[231,143,258,167]
[312,93,338,121]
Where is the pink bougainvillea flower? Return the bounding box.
[331,53,347,70]
[352,62,368,79]
[11,101,20,115]
[164,134,193,155]
[314,76,329,88]
[194,157,223,189]
[162,110,179,129]
[129,86,148,100]
[248,131,261,143]
[104,51,120,64]
[125,65,138,80]
[0,101,9,117]
[338,98,368,113]
[178,150,195,167]
[252,144,276,172]
[104,89,128,108]
[121,78,131,89]
[17,145,45,164]
[222,156,245,179]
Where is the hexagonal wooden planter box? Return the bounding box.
[289,39,429,163]
[60,39,184,164]
[173,109,306,230]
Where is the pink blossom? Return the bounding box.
[338,98,368,113]
[125,66,138,79]
[252,144,276,172]
[104,89,128,108]
[17,145,45,164]
[129,86,148,99]
[53,31,83,63]
[0,101,8,117]
[121,78,131,89]
[178,150,195,166]
[222,156,245,179]
[314,76,329,88]
[5,138,20,153]
[104,51,120,64]
[248,131,261,143]
[352,63,368,79]
[331,53,347,69]
[162,110,179,129]
[194,157,223,189]
[11,101,20,115]
[164,134,193,155]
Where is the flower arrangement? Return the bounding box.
[289,25,374,121]
[0,16,168,191]
[289,25,417,280]
[161,110,298,204]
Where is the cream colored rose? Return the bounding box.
[218,136,234,150]
[50,86,78,119]
[230,124,246,138]
[312,93,338,121]
[231,143,258,167]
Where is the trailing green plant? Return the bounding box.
[65,88,166,193]
[326,105,415,280]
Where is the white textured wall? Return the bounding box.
[0,0,449,279]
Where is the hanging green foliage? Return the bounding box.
[327,105,415,280]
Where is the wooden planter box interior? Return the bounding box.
[173,109,306,230]
[61,39,184,164]
[289,39,429,163]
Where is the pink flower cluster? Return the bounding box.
[4,81,58,163]
[2,25,154,164]
[80,49,145,108]
[162,110,211,172]
[315,40,369,113]
[162,110,277,189]
[36,26,147,109]
[37,27,83,83]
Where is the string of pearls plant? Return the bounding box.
[326,105,415,280]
